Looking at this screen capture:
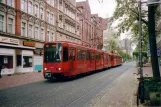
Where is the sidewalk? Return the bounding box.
[86,65,161,107]
[0,72,44,89]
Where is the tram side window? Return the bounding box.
[83,51,86,60]
[69,48,75,60]
[86,51,90,60]
[78,50,82,60]
[63,47,68,62]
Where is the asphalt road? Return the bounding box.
[0,62,134,107]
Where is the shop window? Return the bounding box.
[16,55,22,67]
[23,56,33,68]
[63,47,68,62]
[0,55,13,69]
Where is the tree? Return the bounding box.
[111,0,148,51]
[104,38,118,52]
[117,50,132,61]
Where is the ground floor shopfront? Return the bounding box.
[0,36,44,75]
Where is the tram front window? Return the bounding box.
[44,43,62,63]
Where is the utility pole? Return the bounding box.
[148,3,161,81]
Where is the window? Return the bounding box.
[0,15,4,31]
[35,27,38,39]
[40,7,44,20]
[8,18,13,33]
[28,24,33,37]
[23,56,33,68]
[21,22,26,36]
[17,55,22,67]
[21,0,25,11]
[8,0,13,7]
[35,4,38,17]
[0,55,13,69]
[47,11,50,23]
[40,28,44,41]
[28,1,32,14]
[47,31,50,41]
[0,0,5,3]
[90,52,94,60]
[46,0,50,3]
[69,48,75,60]
[78,50,82,60]
[63,47,68,62]
[50,0,54,6]
[50,32,54,42]
[44,43,62,62]
[50,14,53,24]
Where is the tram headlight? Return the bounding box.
[57,68,61,71]
[44,68,47,71]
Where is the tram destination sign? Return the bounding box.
[0,36,19,45]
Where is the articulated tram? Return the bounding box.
[43,41,123,80]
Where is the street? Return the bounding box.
[0,62,136,107]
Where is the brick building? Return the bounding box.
[76,0,107,49]
[0,0,106,75]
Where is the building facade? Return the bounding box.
[0,0,106,75]
[56,0,81,44]
[76,0,106,49]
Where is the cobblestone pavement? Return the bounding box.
[0,72,44,89]
[0,63,133,107]
[0,62,160,107]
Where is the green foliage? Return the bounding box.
[104,38,118,52]
[117,50,132,61]
[111,0,148,51]
[133,51,147,57]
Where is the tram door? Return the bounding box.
[69,48,76,72]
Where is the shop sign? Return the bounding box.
[23,41,35,47]
[0,36,19,45]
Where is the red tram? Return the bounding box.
[43,41,123,80]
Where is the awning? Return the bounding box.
[0,43,36,50]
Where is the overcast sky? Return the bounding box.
[76,0,116,18]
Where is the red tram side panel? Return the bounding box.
[43,41,123,80]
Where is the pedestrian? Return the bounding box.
[0,61,2,78]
